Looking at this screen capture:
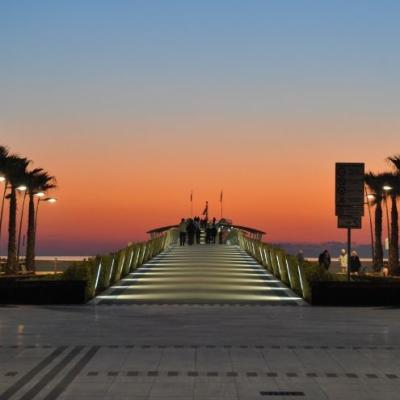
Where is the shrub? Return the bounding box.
[62,259,97,300]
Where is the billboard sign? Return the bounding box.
[335,163,365,217]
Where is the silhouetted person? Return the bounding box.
[218,227,223,244]
[187,218,196,245]
[350,251,361,275]
[318,250,331,270]
[211,218,217,244]
[205,221,212,244]
[194,216,201,244]
[179,218,187,246]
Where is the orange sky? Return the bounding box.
[1,115,399,254]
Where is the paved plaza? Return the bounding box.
[1,246,400,399]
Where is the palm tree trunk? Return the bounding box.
[374,201,384,271]
[25,193,36,271]
[6,187,17,274]
[389,194,399,275]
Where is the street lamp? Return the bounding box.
[16,185,28,261]
[383,185,392,253]
[35,197,57,234]
[0,176,7,252]
[364,187,375,265]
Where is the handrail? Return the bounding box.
[231,229,307,301]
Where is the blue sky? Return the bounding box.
[1,0,400,119]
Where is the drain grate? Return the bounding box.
[260,391,305,396]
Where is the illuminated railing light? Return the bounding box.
[286,258,292,287]
[94,260,102,290]
[108,257,115,282]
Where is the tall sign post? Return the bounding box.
[335,163,365,281]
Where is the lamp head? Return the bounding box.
[17,185,27,192]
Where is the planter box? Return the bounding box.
[0,279,87,304]
[310,281,400,306]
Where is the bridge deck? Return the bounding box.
[94,245,304,305]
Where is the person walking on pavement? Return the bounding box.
[339,249,348,274]
[179,218,187,246]
[318,249,331,270]
[350,250,362,275]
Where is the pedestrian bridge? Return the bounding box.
[93,227,305,306]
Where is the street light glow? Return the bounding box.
[17,185,27,191]
[383,185,392,191]
[0,176,5,182]
[366,194,375,200]
[46,198,57,203]
[36,191,45,197]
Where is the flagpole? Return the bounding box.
[220,190,223,219]
[190,191,193,218]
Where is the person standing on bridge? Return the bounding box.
[187,218,196,245]
[211,218,218,244]
[205,221,212,244]
[194,217,201,244]
[179,218,187,246]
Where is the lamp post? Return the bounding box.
[35,197,57,235]
[364,187,375,264]
[383,185,392,253]
[16,185,27,262]
[0,176,7,252]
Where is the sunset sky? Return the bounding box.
[1,1,400,255]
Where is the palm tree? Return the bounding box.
[25,169,56,271]
[0,146,10,248]
[386,155,400,274]
[365,172,386,271]
[4,156,30,274]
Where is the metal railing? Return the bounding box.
[234,230,309,301]
[91,228,179,296]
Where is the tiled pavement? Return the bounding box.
[2,245,400,399]
[2,342,400,399]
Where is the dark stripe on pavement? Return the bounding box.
[19,346,83,400]
[43,346,100,400]
[0,346,67,400]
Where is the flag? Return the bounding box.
[202,201,208,215]
[220,190,223,203]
